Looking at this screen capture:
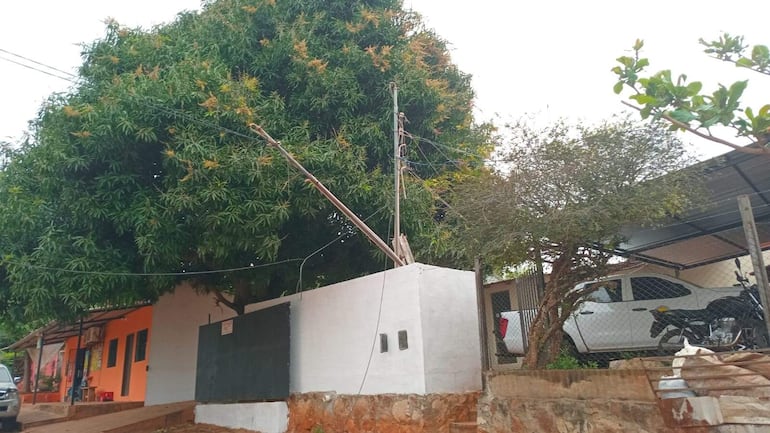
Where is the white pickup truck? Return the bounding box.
[498,272,742,354]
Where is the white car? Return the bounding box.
[0,364,20,431]
[498,273,743,355]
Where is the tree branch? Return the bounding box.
[704,55,770,77]
[621,101,770,155]
[213,290,238,313]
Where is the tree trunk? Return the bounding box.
[522,288,565,368]
[231,279,253,316]
[522,250,579,369]
[213,279,255,316]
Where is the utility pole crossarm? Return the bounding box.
[249,124,405,267]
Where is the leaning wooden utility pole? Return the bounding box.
[249,124,405,267]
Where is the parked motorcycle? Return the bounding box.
[650,259,768,352]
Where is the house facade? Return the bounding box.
[57,306,152,402]
[12,305,152,403]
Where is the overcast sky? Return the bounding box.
[1,0,768,159]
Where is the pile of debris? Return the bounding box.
[659,340,770,398]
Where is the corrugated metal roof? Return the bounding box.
[9,305,148,350]
[615,149,770,269]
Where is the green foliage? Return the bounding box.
[448,116,701,270]
[614,34,770,153]
[545,350,597,370]
[448,116,702,367]
[0,0,490,321]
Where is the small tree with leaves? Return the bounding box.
[448,116,702,368]
[613,36,770,155]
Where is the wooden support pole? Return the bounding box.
[475,257,490,380]
[250,124,405,267]
[738,195,770,341]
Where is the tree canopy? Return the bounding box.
[613,35,770,155]
[447,116,702,367]
[0,0,490,321]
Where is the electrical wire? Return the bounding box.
[0,54,74,82]
[357,214,392,395]
[9,257,303,277]
[407,132,482,159]
[405,131,464,171]
[0,48,263,145]
[407,169,466,221]
[296,205,388,293]
[0,48,77,78]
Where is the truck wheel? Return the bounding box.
[657,329,695,354]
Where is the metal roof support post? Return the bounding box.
[21,350,29,393]
[32,333,44,405]
[738,195,770,341]
[70,317,84,406]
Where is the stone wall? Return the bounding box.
[286,392,479,433]
[478,370,709,433]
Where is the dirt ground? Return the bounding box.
[153,423,257,433]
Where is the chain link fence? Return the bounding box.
[485,246,770,370]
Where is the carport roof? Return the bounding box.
[8,305,148,350]
[614,149,770,269]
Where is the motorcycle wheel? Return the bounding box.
[746,326,770,349]
[657,329,697,354]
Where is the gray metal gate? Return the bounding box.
[485,268,544,368]
[515,270,543,353]
[195,302,290,402]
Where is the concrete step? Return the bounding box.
[29,403,69,416]
[24,401,194,433]
[450,421,478,433]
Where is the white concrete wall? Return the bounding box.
[418,266,482,393]
[195,402,288,433]
[636,251,770,288]
[246,264,428,395]
[243,263,481,395]
[145,282,236,405]
[146,264,482,406]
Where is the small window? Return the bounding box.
[135,329,148,362]
[107,338,118,368]
[584,280,623,303]
[631,277,691,301]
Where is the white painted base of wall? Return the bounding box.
[195,402,288,433]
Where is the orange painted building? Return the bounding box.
[59,306,153,402]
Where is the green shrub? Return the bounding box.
[545,350,598,370]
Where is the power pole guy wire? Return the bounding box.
[249,123,405,267]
